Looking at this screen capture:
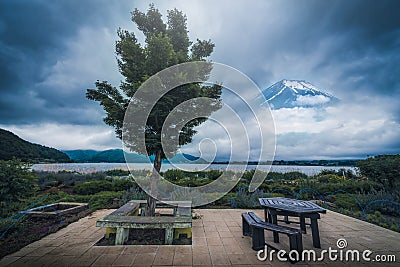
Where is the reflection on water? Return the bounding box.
[32,163,356,176]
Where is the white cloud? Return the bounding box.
[294,95,331,106]
[1,123,121,151]
[271,96,400,159]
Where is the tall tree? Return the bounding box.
[87,4,221,216]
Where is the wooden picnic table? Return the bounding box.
[96,200,192,245]
[259,197,326,248]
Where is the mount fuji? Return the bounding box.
[257,79,339,109]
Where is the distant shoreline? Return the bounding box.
[31,162,357,176]
[212,160,358,167]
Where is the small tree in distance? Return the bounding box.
[87,4,221,216]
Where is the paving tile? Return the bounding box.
[219,231,234,238]
[121,246,140,254]
[152,250,174,266]
[210,253,230,265]
[63,245,90,257]
[175,245,192,254]
[29,246,58,257]
[91,253,119,266]
[134,245,159,253]
[221,237,237,246]
[29,255,59,266]
[208,245,226,255]
[132,252,156,266]
[9,246,38,257]
[227,253,251,265]
[0,256,21,266]
[111,253,136,266]
[204,231,219,238]
[100,245,125,254]
[173,252,192,265]
[2,209,400,267]
[203,225,217,231]
[48,255,79,267]
[192,252,212,265]
[192,245,209,254]
[157,245,175,254]
[224,245,244,254]
[73,251,100,266]
[6,256,40,266]
[192,237,207,246]
[206,237,222,245]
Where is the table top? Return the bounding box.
[259,197,326,214]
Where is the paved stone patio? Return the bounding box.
[0,209,399,266]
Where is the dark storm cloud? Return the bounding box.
[0,0,399,156]
[205,0,400,98]
[0,0,131,124]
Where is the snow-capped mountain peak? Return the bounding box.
[258,79,338,109]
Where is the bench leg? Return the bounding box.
[242,215,251,236]
[300,216,307,234]
[296,233,303,252]
[310,217,321,248]
[165,227,174,245]
[288,233,303,264]
[288,233,303,263]
[251,227,265,251]
[270,211,279,243]
[288,233,303,253]
[115,228,129,245]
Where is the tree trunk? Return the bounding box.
[146,150,162,216]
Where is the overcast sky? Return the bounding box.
[1,0,399,160]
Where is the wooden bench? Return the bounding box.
[242,212,303,253]
[109,201,140,216]
[96,200,191,245]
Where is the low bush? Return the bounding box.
[230,187,266,208]
[89,191,124,209]
[73,180,112,195]
[112,178,135,191]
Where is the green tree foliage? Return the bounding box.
[86,5,221,145]
[0,129,71,163]
[86,4,221,215]
[357,155,400,190]
[0,159,36,207]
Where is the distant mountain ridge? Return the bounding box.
[258,79,339,109]
[64,149,208,164]
[0,128,71,163]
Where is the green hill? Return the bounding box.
[64,149,147,163]
[62,150,99,163]
[0,128,71,163]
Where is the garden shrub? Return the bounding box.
[73,180,113,195]
[230,187,266,208]
[0,159,37,208]
[330,193,361,211]
[121,187,147,203]
[89,191,124,209]
[357,155,400,190]
[105,169,130,176]
[112,178,135,191]
[317,174,343,183]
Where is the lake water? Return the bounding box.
[31,163,356,176]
